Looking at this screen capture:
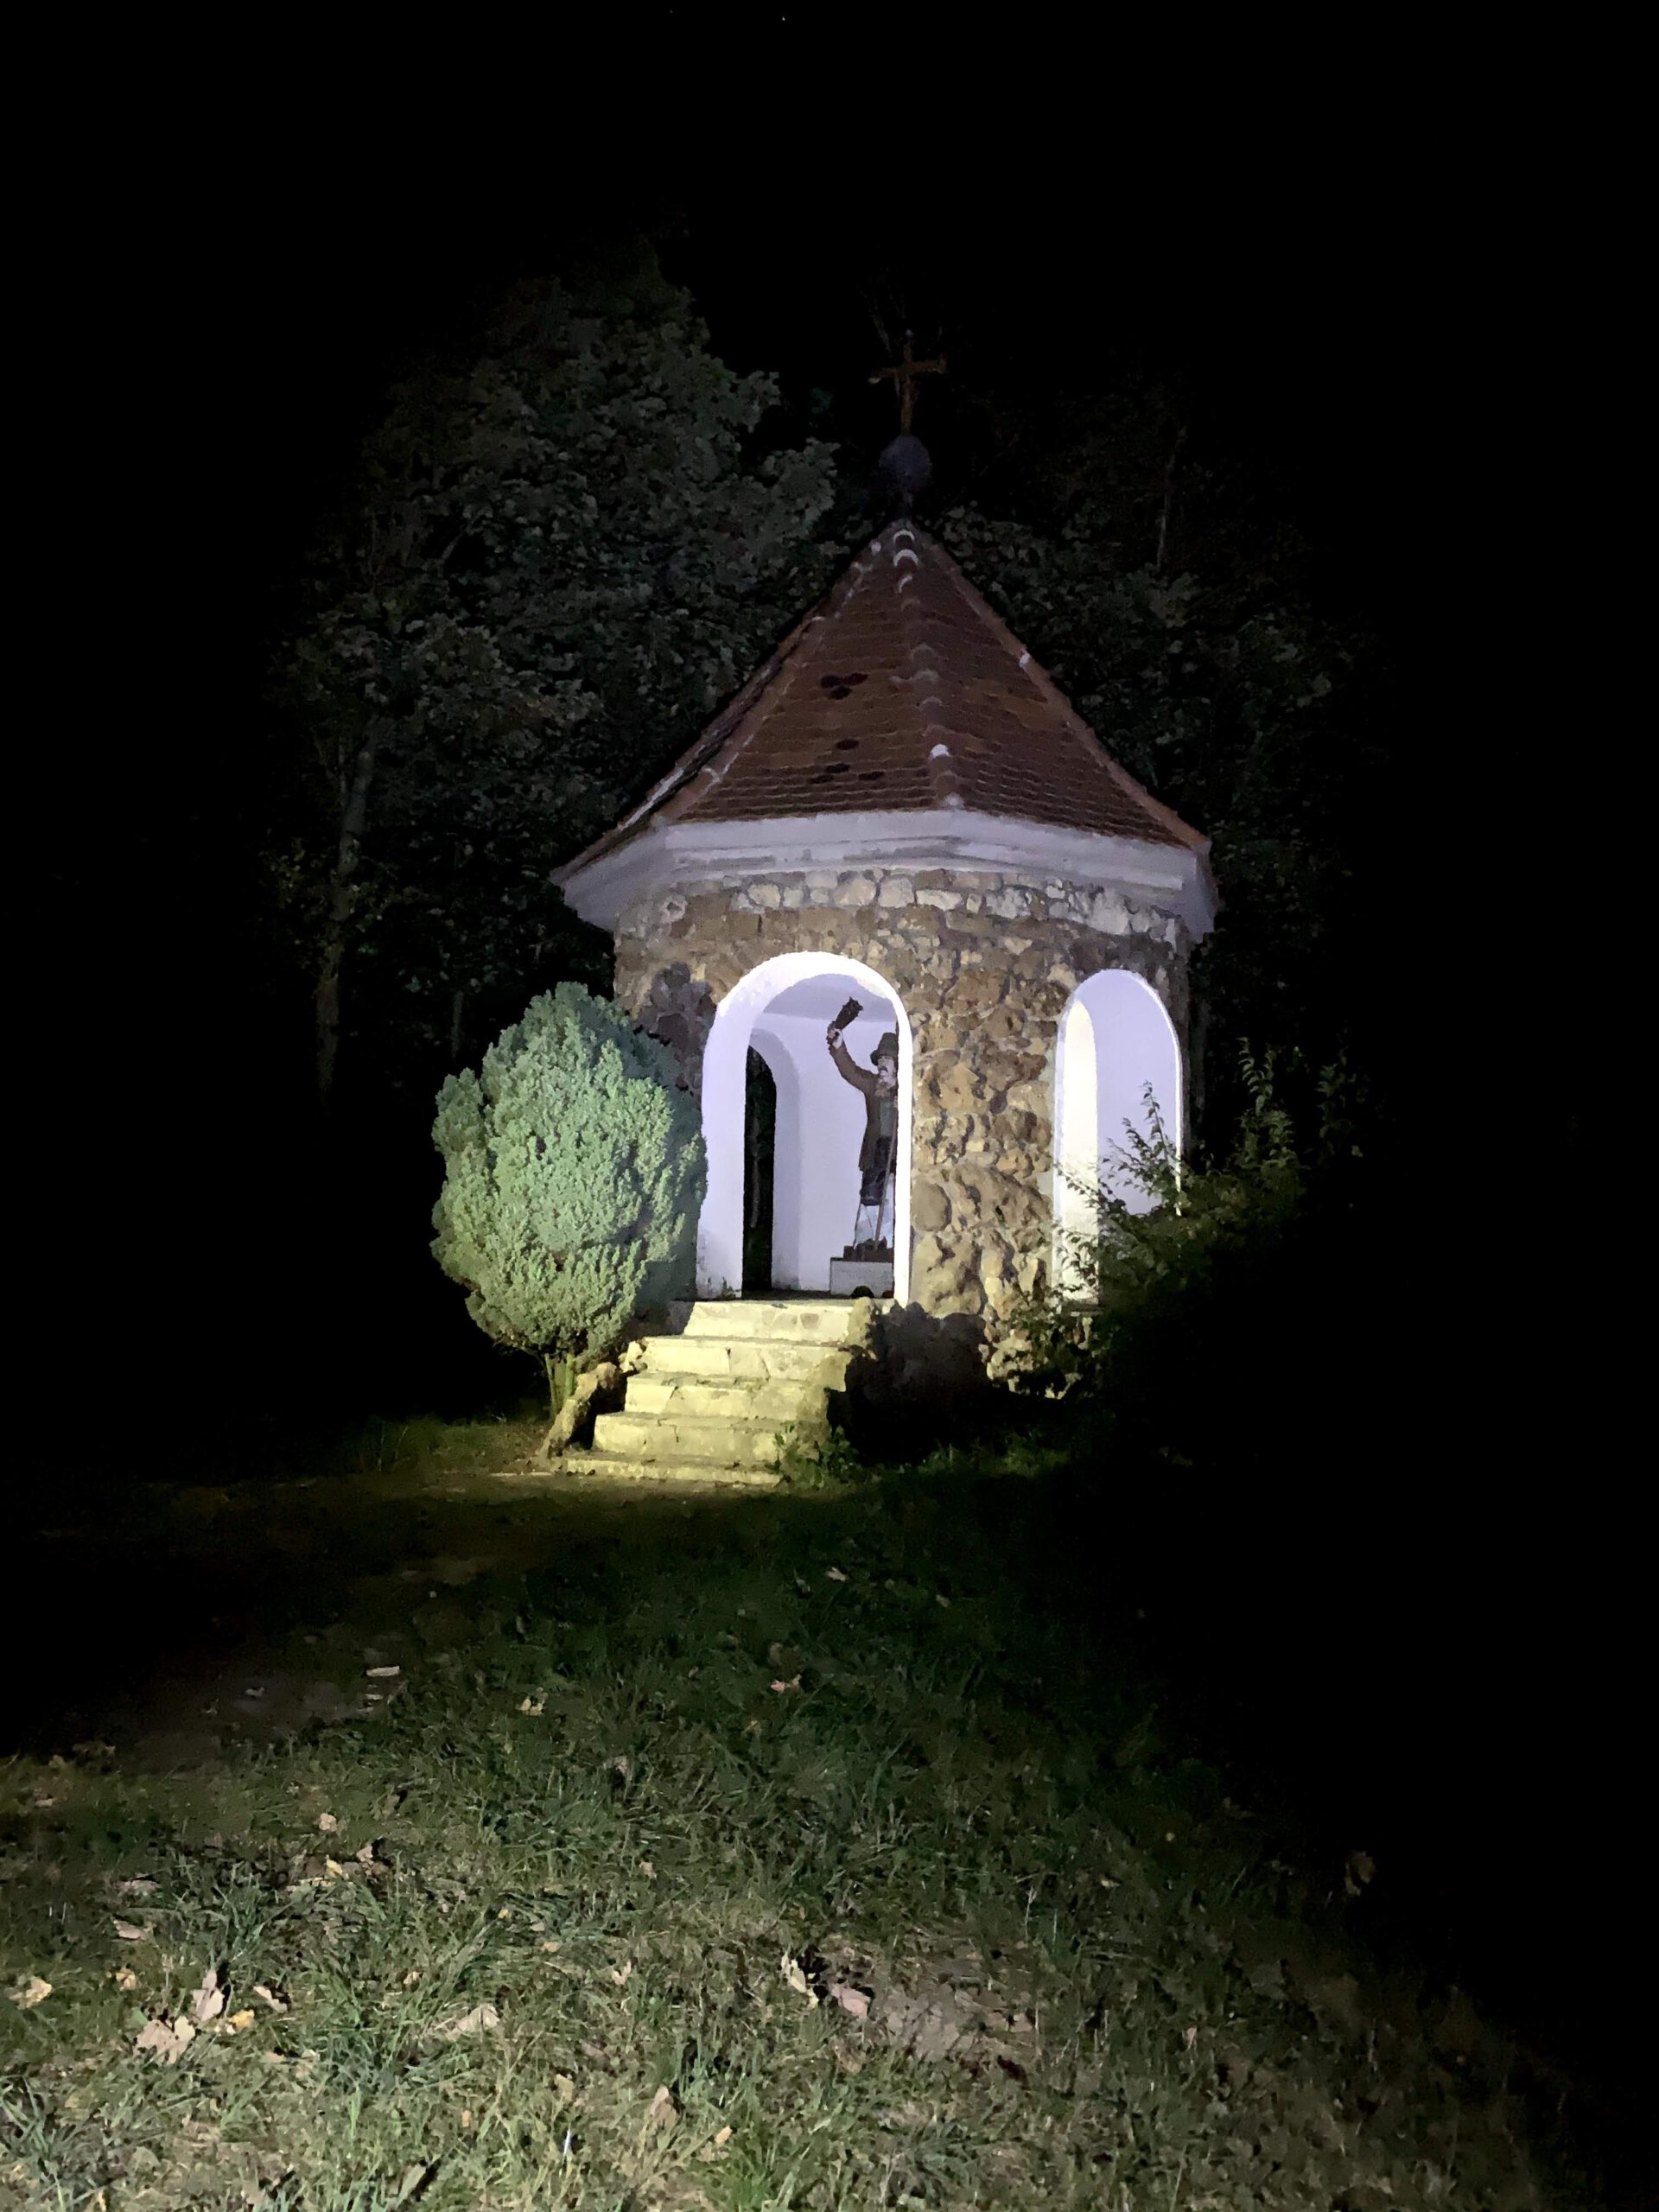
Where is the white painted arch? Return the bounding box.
[698,951,913,1300]
[1053,969,1183,1296]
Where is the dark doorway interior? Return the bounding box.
[742,1047,777,1294]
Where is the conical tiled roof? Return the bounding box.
[560,523,1205,881]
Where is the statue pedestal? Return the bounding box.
[829,1257,894,1298]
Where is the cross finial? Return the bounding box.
[869,329,946,435]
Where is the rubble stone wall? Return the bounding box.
[613,867,1192,1326]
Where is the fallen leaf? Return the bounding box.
[9,1976,51,2010]
[698,2120,736,2164]
[112,1967,139,1992]
[111,1920,149,1942]
[190,1967,226,2024]
[317,1813,339,1834]
[552,2072,576,2101]
[116,1876,158,1897]
[780,1954,817,2006]
[825,1567,848,1582]
[324,1859,346,1879]
[769,1676,802,1694]
[226,2008,256,2032]
[251,1983,288,2012]
[355,1843,377,1866]
[539,1940,562,1954]
[1302,1973,1364,2037]
[610,1960,633,1987]
[365,1665,402,1679]
[134,2014,196,2063]
[829,1981,870,2018]
[435,2002,499,2040]
[1344,1848,1376,1897]
[645,2084,680,2132]
[518,1695,545,1715]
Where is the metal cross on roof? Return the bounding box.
[869,330,947,434]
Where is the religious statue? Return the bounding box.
[826,997,899,1260]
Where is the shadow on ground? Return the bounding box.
[6,1414,1647,2203]
[11,1438,776,1766]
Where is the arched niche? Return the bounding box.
[1053,969,1183,1296]
[699,951,912,1300]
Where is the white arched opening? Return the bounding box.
[699,951,912,1300]
[1053,969,1182,1297]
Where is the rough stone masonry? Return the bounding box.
[615,865,1192,1328]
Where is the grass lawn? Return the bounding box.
[1,1427,1599,2209]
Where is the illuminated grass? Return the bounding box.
[1,1446,1591,2209]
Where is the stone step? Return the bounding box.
[677,1299,879,1344]
[575,1300,882,1476]
[591,1410,785,1467]
[625,1374,823,1423]
[558,1450,781,1489]
[644,1336,854,1385]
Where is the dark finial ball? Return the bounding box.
[878,434,932,515]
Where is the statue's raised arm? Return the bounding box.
[826,995,877,1095]
[827,1024,877,1096]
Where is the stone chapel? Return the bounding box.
[555,518,1216,1339]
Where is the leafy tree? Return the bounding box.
[1007,1047,1367,1465]
[274,257,841,1096]
[935,390,1387,1116]
[431,983,702,1414]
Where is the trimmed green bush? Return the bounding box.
[432,984,703,1408]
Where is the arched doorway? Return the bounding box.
[741,1049,777,1294]
[1053,969,1182,1296]
[699,952,912,1300]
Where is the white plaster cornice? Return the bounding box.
[556,810,1218,939]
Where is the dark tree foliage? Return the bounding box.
[270,258,842,1098]
[933,385,1390,1128]
[266,251,1385,1164]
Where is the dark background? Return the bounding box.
[75,168,1446,1427]
[34,135,1637,2181]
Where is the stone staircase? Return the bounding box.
[575,1299,879,1483]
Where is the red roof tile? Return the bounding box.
[563,524,1205,874]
